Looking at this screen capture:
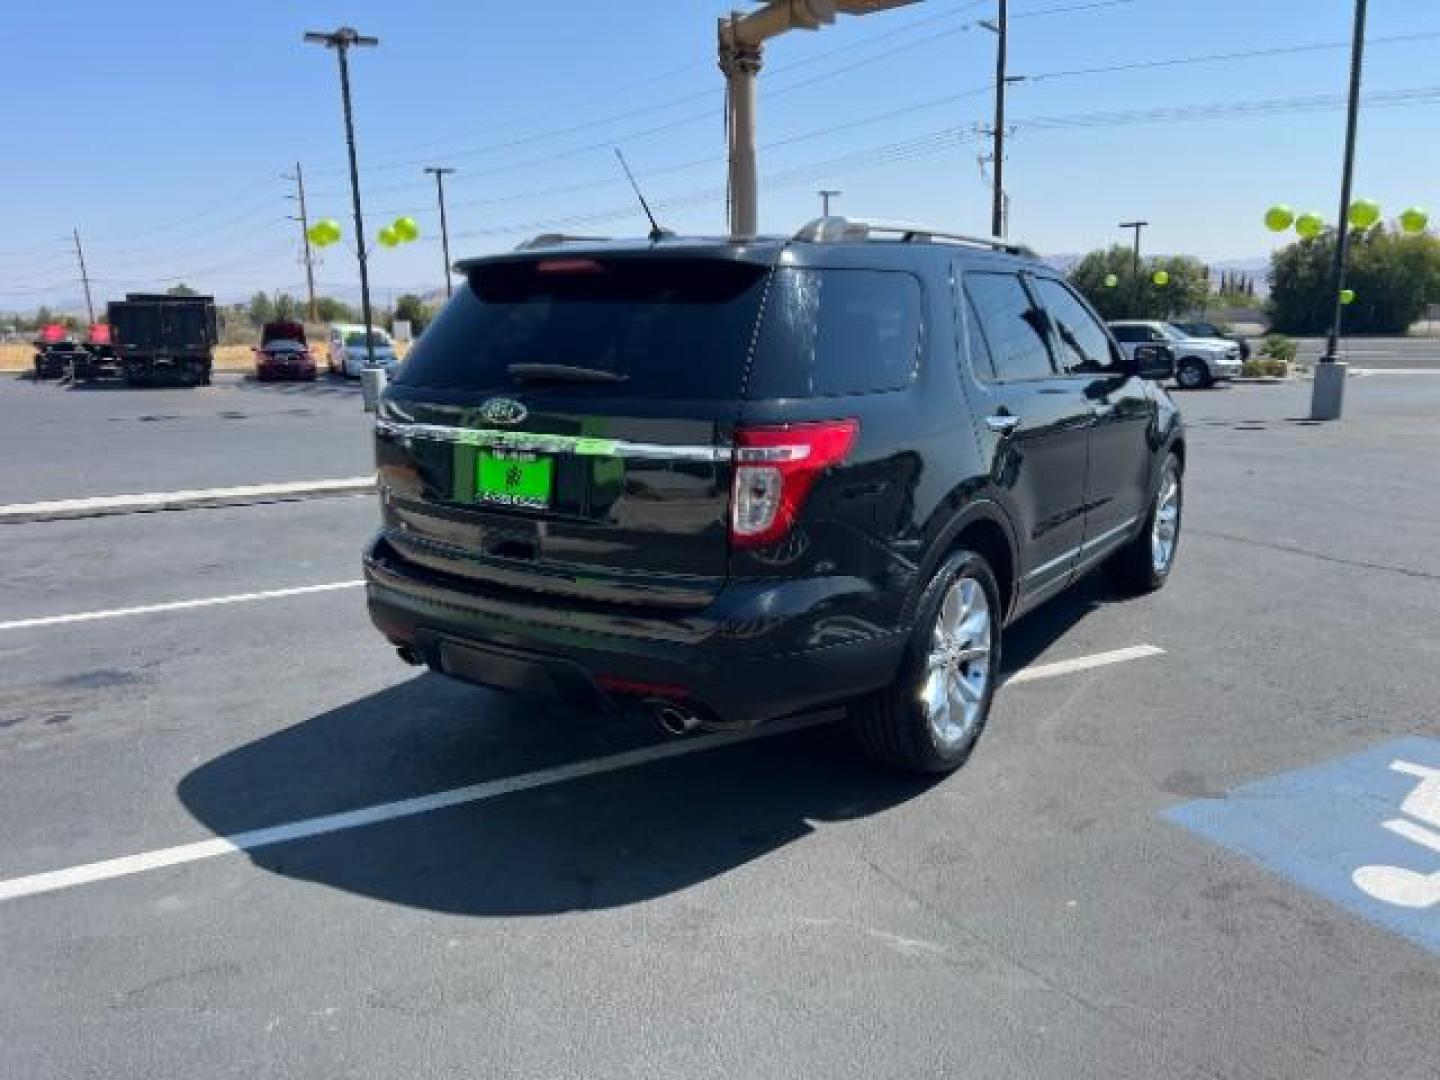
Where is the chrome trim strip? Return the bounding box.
[1023,515,1139,581]
[375,419,730,462]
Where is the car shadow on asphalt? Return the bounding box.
[233,373,361,397]
[175,577,1107,916]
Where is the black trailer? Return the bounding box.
[106,293,217,387]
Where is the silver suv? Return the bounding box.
[1109,320,1242,389]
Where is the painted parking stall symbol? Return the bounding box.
[1165,737,1440,954]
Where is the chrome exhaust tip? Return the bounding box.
[649,700,702,737]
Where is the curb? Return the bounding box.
[0,477,376,524]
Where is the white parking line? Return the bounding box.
[0,477,375,522]
[1004,644,1165,684]
[0,643,1164,903]
[0,581,364,632]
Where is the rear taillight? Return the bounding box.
[729,420,858,549]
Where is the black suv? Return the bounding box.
[364,218,1184,773]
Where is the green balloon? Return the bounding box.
[1104,273,1119,288]
[1264,205,1295,232]
[309,218,342,247]
[1340,288,1356,305]
[377,225,399,249]
[1152,269,1170,287]
[1295,212,1325,239]
[1399,207,1430,234]
[393,216,419,242]
[1348,198,1381,230]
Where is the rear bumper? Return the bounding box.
[256,363,316,380]
[363,535,906,726]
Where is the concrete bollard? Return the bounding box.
[360,366,388,413]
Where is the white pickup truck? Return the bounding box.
[1108,320,1242,389]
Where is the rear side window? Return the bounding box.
[1030,277,1124,375]
[746,268,922,397]
[1110,325,1143,343]
[964,272,1055,381]
[395,257,770,398]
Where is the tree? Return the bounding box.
[392,293,432,334]
[247,291,275,326]
[1069,245,1210,321]
[166,283,200,297]
[1268,226,1440,334]
[273,293,300,322]
[313,296,355,323]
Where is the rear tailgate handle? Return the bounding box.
[984,414,1021,434]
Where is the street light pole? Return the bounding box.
[304,26,379,369]
[1119,220,1148,314]
[1312,0,1368,421]
[425,167,456,298]
[818,189,841,216]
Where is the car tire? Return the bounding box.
[1177,358,1211,389]
[848,548,1001,774]
[1106,453,1182,594]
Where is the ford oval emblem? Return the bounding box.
[479,397,527,426]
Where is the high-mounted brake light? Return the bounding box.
[535,258,604,275]
[729,420,858,549]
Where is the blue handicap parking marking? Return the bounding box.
[1163,737,1440,954]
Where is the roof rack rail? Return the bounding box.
[793,216,1024,254]
[513,233,612,251]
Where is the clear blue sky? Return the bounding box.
[3,0,1438,311]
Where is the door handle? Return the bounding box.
[985,414,1021,434]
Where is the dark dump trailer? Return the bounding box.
[106,293,217,386]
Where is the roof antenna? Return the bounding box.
[614,148,672,242]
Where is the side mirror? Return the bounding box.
[1134,344,1175,381]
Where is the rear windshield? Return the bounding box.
[395,257,922,400]
[396,257,769,398]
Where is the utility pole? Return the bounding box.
[284,162,318,322]
[425,166,457,297]
[1119,220,1148,313]
[304,26,379,369]
[71,228,95,325]
[718,1,919,237]
[1312,0,1368,421]
[985,0,1008,238]
[817,189,841,216]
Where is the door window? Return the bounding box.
[963,272,1055,382]
[1031,278,1124,375]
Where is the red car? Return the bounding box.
[253,321,316,381]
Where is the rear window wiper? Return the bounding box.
[506,362,629,384]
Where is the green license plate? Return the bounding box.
[476,449,553,509]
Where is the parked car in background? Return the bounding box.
[365,217,1185,775]
[253,321,316,381]
[1109,320,1241,389]
[1171,319,1251,360]
[327,323,399,379]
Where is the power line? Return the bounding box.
[1028,29,1440,82]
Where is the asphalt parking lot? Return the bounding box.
[2,370,1438,1079]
